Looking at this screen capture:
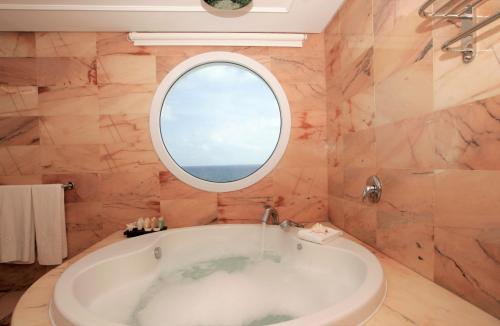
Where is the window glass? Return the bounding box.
[160,62,281,183]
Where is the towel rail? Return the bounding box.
[442,12,500,51]
[62,182,74,190]
[419,0,500,63]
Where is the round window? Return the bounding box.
[150,52,291,192]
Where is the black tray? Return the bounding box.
[123,226,167,238]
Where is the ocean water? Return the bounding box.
[182,164,261,183]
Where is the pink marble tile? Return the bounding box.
[98,84,156,115]
[434,227,500,318]
[433,33,500,111]
[375,114,438,169]
[157,52,271,82]
[273,167,327,197]
[374,35,433,126]
[339,0,373,36]
[327,99,343,143]
[160,198,217,228]
[37,58,97,86]
[0,263,52,295]
[38,86,98,116]
[374,30,432,82]
[343,128,376,168]
[377,209,434,280]
[328,196,344,229]
[40,115,99,145]
[435,170,500,228]
[341,45,374,100]
[0,175,41,185]
[373,0,430,38]
[97,55,156,85]
[0,32,35,57]
[0,58,36,86]
[273,195,328,223]
[35,32,96,57]
[160,170,216,201]
[65,202,103,257]
[100,171,160,233]
[340,87,375,132]
[100,143,162,173]
[344,199,377,246]
[433,96,500,170]
[99,114,150,145]
[41,144,100,174]
[0,86,38,117]
[325,34,343,97]
[327,148,344,197]
[290,110,326,142]
[270,56,325,85]
[0,117,39,146]
[284,82,327,113]
[156,55,194,81]
[277,139,327,169]
[378,169,435,216]
[343,167,377,202]
[42,173,100,203]
[217,180,273,223]
[224,175,274,199]
[0,145,40,176]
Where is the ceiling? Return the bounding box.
[0,0,344,33]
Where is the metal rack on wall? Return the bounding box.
[419,0,500,63]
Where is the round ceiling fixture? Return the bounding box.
[203,0,252,10]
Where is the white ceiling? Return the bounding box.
[0,0,343,33]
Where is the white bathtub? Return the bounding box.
[50,224,386,326]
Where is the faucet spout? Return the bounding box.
[261,206,279,225]
[279,219,305,231]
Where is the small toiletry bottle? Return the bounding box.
[137,217,144,230]
[144,217,152,231]
[158,217,165,230]
[152,217,160,231]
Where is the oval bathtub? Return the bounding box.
[50,224,386,326]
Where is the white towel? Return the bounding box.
[297,225,343,244]
[32,184,67,265]
[0,185,35,264]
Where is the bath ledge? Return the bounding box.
[11,223,499,326]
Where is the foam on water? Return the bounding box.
[125,252,355,326]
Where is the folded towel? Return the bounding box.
[0,185,35,264]
[32,184,67,265]
[297,223,343,244]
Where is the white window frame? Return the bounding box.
[149,51,291,192]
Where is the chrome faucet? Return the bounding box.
[279,219,305,230]
[261,205,279,225]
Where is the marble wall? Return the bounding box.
[325,0,500,318]
[0,32,328,291]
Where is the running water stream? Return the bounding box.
[259,222,267,259]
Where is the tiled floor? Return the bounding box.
[0,291,24,326]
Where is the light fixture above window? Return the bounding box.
[203,0,252,10]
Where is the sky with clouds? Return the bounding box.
[160,62,281,167]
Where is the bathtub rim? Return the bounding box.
[50,224,386,326]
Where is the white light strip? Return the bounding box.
[0,4,288,13]
[128,33,307,48]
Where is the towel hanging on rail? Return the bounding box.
[32,184,68,265]
[0,185,36,264]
